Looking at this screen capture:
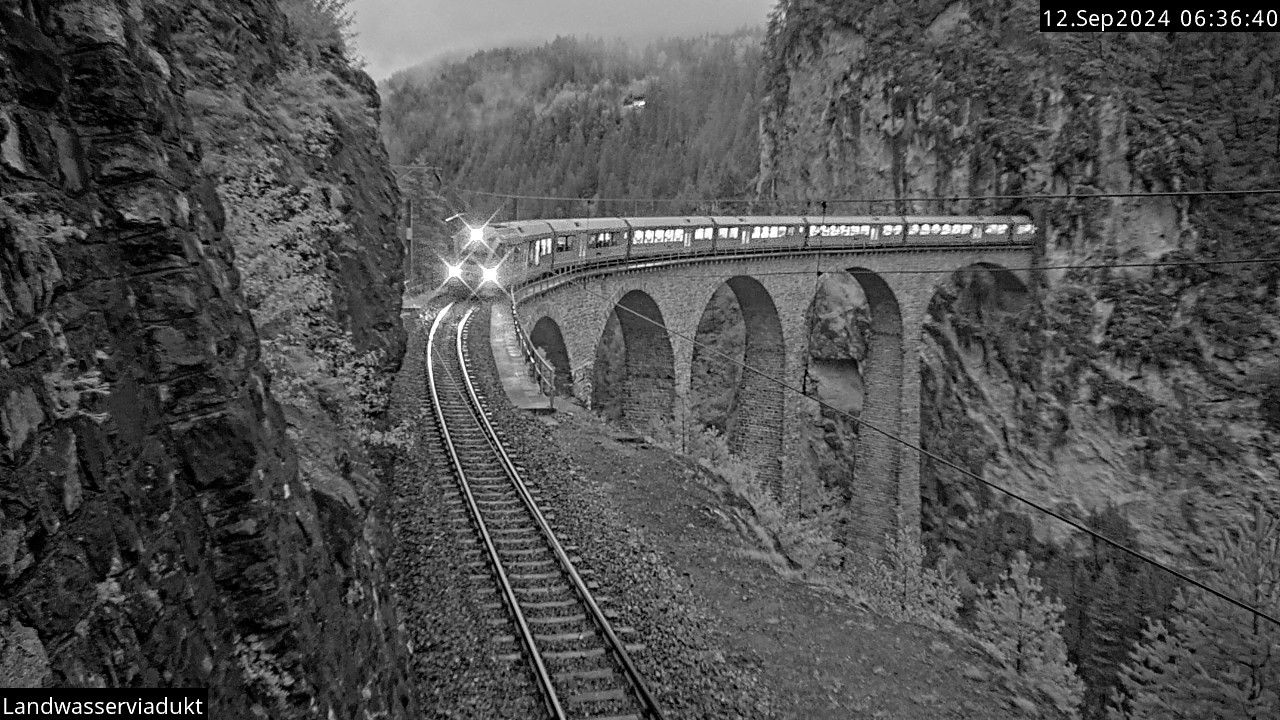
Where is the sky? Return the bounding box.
[349,0,779,81]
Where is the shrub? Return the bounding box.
[974,551,1085,718]
[861,527,962,630]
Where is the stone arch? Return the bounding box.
[805,267,905,551]
[689,276,786,495]
[592,289,676,432]
[529,316,573,395]
[944,261,1030,316]
[919,261,1030,547]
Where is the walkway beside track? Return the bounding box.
[489,300,565,412]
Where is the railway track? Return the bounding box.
[426,301,665,720]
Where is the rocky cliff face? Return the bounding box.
[0,1,412,715]
[761,0,1280,561]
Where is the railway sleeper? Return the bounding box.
[521,600,578,612]
[527,613,587,625]
[514,585,572,597]
[543,647,606,661]
[509,571,560,582]
[507,559,556,569]
[535,631,597,644]
[565,687,629,705]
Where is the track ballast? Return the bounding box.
[426,301,665,720]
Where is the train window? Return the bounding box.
[555,236,571,252]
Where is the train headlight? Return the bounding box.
[481,265,500,285]
[469,226,485,245]
[445,262,463,280]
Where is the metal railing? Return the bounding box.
[508,295,557,405]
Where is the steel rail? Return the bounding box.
[455,307,667,720]
[426,303,568,720]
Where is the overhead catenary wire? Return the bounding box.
[538,280,1280,629]
[559,255,1280,283]
[452,185,1280,206]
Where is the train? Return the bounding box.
[447,214,1036,291]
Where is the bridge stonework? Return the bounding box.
[515,248,1031,554]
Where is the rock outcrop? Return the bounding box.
[0,1,412,716]
[761,0,1280,559]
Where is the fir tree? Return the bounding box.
[974,551,1086,718]
[1110,510,1280,720]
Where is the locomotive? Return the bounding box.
[451,214,1035,292]
[439,223,507,299]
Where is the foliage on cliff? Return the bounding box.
[1110,511,1280,720]
[380,32,763,217]
[179,0,405,443]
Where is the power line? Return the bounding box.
[535,280,1280,629]
[535,255,1280,283]
[453,185,1280,206]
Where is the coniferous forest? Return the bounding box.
[381,32,763,223]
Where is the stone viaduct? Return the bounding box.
[513,245,1032,551]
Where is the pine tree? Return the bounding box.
[974,551,1086,718]
[1110,510,1280,720]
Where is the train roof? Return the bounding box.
[487,214,1035,244]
